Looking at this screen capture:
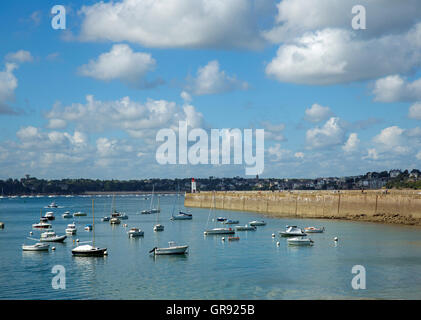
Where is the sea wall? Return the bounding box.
[184,190,421,226]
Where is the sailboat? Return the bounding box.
[150,185,160,213]
[72,199,108,257]
[32,209,52,229]
[153,195,164,232]
[170,187,192,220]
[204,192,235,235]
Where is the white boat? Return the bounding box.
[65,223,77,235]
[153,196,164,232]
[279,226,307,237]
[72,199,107,257]
[170,187,192,220]
[249,220,266,226]
[47,202,58,208]
[40,230,67,242]
[128,227,144,237]
[149,241,188,255]
[84,224,93,231]
[111,211,128,220]
[141,209,152,214]
[287,237,314,246]
[204,227,235,235]
[44,211,55,220]
[22,242,50,251]
[235,225,256,231]
[110,217,121,225]
[304,226,325,233]
[101,216,110,222]
[223,219,239,225]
[62,211,72,218]
[73,211,87,217]
[32,221,52,229]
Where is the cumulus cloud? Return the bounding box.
[0,63,19,114]
[186,60,248,95]
[304,103,333,122]
[78,44,157,87]
[342,133,359,153]
[261,121,286,142]
[306,117,345,149]
[5,50,33,63]
[409,103,421,120]
[78,0,265,49]
[372,126,409,155]
[373,75,421,102]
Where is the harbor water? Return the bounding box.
[1,195,421,299]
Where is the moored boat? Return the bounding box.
[110,217,121,225]
[223,219,239,225]
[204,227,235,235]
[249,220,266,226]
[235,225,256,231]
[304,226,325,233]
[128,227,144,237]
[149,241,188,255]
[287,237,314,246]
[73,211,87,217]
[62,211,72,218]
[279,226,307,237]
[65,223,77,235]
[32,221,52,229]
[22,242,50,251]
[84,224,93,231]
[72,244,107,256]
[44,211,55,220]
[101,216,110,222]
[40,230,67,242]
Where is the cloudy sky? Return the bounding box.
[1,0,421,179]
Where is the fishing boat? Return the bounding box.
[279,225,307,237]
[287,237,314,246]
[153,196,164,232]
[73,211,87,217]
[128,227,144,237]
[249,220,266,226]
[65,223,77,235]
[235,225,256,231]
[72,199,107,257]
[149,241,188,255]
[223,219,239,225]
[204,192,235,236]
[40,230,66,242]
[62,211,72,218]
[47,201,58,208]
[304,226,325,233]
[84,224,93,231]
[44,211,55,220]
[22,242,50,251]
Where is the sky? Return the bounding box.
[1,0,421,180]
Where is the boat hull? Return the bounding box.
[204,228,235,235]
[280,232,307,237]
[22,244,49,251]
[235,226,256,231]
[154,246,188,255]
[171,215,192,220]
[40,235,67,242]
[71,248,107,256]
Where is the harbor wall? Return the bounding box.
[184,190,421,226]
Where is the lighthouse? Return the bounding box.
[191,178,197,193]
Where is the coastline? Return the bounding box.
[184,190,421,226]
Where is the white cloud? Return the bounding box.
[265,24,421,85]
[304,103,332,122]
[373,75,421,102]
[78,44,156,86]
[78,0,265,49]
[0,63,18,113]
[408,103,421,120]
[342,133,359,153]
[363,148,379,160]
[261,121,286,142]
[372,126,409,155]
[267,143,291,161]
[294,152,304,159]
[187,60,248,95]
[5,50,33,63]
[306,117,345,149]
[46,119,67,129]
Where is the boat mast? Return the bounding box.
[92,198,95,247]
[156,195,160,223]
[150,185,154,210]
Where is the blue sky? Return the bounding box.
[1,0,421,179]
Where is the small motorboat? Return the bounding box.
[65,223,77,235]
[249,220,266,226]
[72,244,107,256]
[204,228,235,235]
[153,224,164,232]
[279,226,307,237]
[32,221,52,229]
[141,209,152,214]
[235,225,256,231]
[44,211,55,220]
[149,241,188,255]
[101,216,110,222]
[304,226,325,233]
[216,217,227,222]
[111,211,128,220]
[287,237,314,246]
[84,224,93,231]
[62,211,72,218]
[128,227,144,237]
[110,217,121,225]
[73,211,87,217]
[40,230,67,242]
[22,242,50,251]
[150,208,160,213]
[228,236,240,241]
[223,219,239,225]
[47,202,58,208]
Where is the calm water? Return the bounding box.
[1,194,421,300]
